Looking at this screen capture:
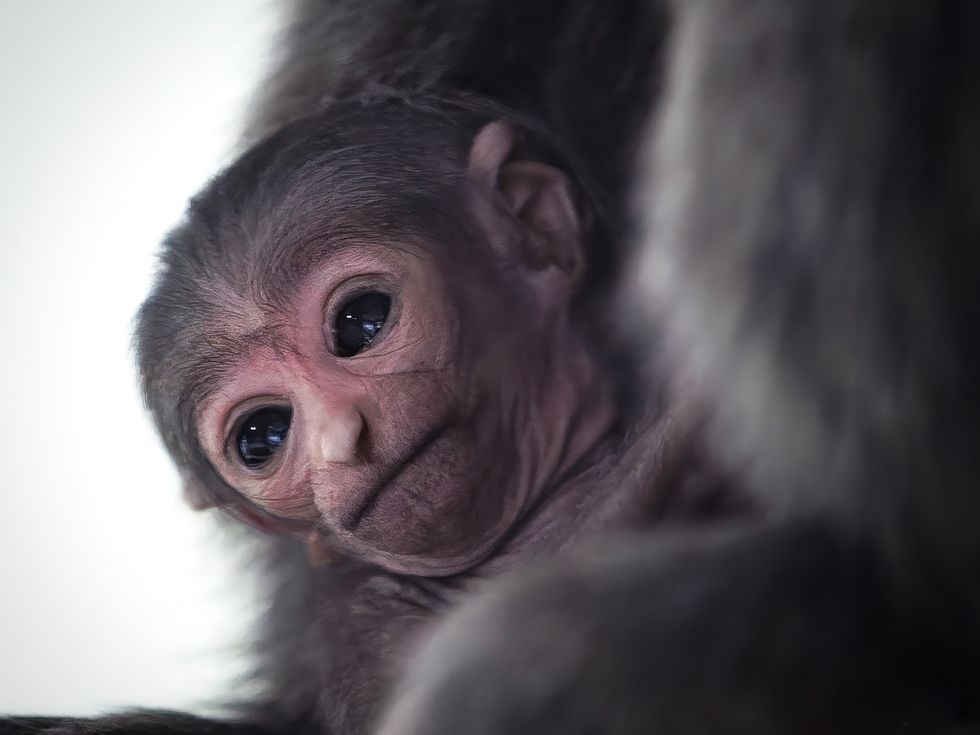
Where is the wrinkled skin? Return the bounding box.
[194,122,623,577]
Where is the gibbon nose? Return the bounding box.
[306,399,365,466]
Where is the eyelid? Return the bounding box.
[321,272,388,317]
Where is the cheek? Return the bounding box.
[351,429,515,557]
[372,370,461,449]
[334,367,528,562]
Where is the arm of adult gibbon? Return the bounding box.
[375,1,980,734]
[0,713,278,735]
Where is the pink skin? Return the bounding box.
[197,123,618,577]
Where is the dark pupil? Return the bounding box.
[335,292,390,357]
[236,407,291,468]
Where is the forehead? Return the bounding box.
[168,111,481,410]
[223,175,471,313]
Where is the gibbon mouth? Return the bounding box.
[346,422,450,531]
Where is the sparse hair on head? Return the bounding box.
[134,90,600,509]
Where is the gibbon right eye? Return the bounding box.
[333,292,391,357]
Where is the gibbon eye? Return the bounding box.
[236,407,291,468]
[334,292,391,357]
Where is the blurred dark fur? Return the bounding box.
[5,0,980,733]
[376,1,980,733]
[245,0,665,232]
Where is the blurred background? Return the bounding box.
[0,1,278,715]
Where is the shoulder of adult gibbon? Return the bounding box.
[243,0,668,216]
[634,0,980,622]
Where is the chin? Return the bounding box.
[340,441,522,574]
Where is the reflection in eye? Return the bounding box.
[334,292,391,357]
[236,407,292,468]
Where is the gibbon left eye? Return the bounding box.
[235,406,291,468]
[334,292,391,357]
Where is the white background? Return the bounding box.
[0,1,281,715]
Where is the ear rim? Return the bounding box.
[466,120,521,191]
[466,120,590,284]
